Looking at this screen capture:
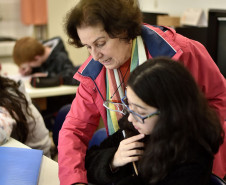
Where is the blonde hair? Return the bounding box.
[13,37,45,66]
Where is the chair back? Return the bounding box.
[88,128,107,148]
[211,174,226,185]
[52,104,71,146]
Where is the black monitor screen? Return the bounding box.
[217,17,226,77]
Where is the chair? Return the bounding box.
[210,174,226,185]
[52,104,71,147]
[88,128,107,149]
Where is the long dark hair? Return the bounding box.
[0,76,31,143]
[127,57,224,184]
[64,0,142,47]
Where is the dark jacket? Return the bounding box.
[85,128,213,185]
[31,37,80,86]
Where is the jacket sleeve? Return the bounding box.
[58,83,101,185]
[0,107,15,145]
[85,130,135,185]
[48,52,80,86]
[177,36,226,123]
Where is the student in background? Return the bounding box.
[0,76,52,157]
[85,58,224,185]
[13,36,80,86]
[13,36,80,130]
[58,0,226,184]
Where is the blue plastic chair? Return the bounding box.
[52,104,71,147]
[210,174,226,185]
[88,128,107,148]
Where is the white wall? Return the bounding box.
[0,0,33,39]
[139,0,226,18]
[47,0,89,66]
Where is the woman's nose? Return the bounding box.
[91,48,102,61]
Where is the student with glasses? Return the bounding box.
[85,58,224,185]
[58,0,226,184]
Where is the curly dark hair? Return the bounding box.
[64,0,143,47]
[127,57,224,184]
[0,76,34,143]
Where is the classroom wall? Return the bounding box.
[139,0,226,17]
[47,0,89,66]
[0,0,34,39]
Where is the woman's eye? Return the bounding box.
[96,42,105,48]
[86,46,91,50]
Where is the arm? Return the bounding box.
[48,52,80,85]
[85,130,124,185]
[178,38,226,123]
[31,52,79,86]
[0,107,16,145]
[85,131,144,185]
[58,84,101,185]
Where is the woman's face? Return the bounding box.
[126,86,159,135]
[77,24,132,69]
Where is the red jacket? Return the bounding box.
[58,24,226,185]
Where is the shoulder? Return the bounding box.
[0,107,15,145]
[75,56,105,84]
[160,147,213,185]
[141,24,183,60]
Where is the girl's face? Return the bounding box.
[126,86,159,135]
[77,24,132,69]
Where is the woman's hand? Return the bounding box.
[111,134,145,169]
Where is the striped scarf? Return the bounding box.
[106,36,147,135]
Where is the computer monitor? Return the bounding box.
[207,9,226,77]
[216,17,226,77]
[207,10,226,62]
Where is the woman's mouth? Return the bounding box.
[102,58,112,64]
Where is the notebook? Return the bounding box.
[0,147,43,185]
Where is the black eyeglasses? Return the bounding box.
[121,95,160,123]
[103,96,160,124]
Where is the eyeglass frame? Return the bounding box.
[121,95,160,124]
[103,100,127,115]
[103,96,160,124]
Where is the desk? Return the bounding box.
[25,80,77,98]
[1,62,78,98]
[2,138,60,185]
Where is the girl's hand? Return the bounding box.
[111,134,145,169]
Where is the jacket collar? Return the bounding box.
[80,56,103,81]
[142,25,177,58]
[79,24,182,80]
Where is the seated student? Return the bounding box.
[12,36,80,86]
[13,36,80,130]
[85,58,224,185]
[0,76,52,157]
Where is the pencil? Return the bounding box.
[122,130,138,175]
[132,161,138,175]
